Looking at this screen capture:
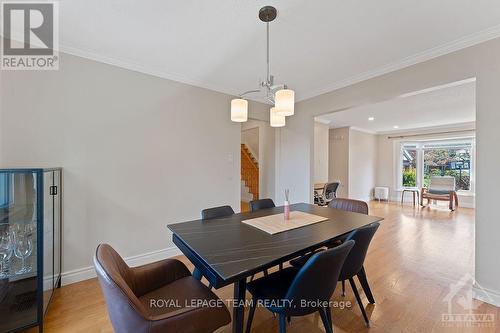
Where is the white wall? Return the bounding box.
[313,121,329,184]
[241,119,276,201]
[349,129,377,201]
[276,38,500,306]
[328,127,349,197]
[0,52,269,283]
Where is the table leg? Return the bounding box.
[413,191,416,206]
[232,278,247,333]
[401,191,404,204]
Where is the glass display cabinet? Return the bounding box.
[0,168,62,333]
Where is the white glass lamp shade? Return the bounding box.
[275,89,295,116]
[231,98,248,122]
[270,107,285,127]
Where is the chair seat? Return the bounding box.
[139,276,231,332]
[246,267,299,312]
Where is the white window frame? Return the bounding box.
[396,137,475,195]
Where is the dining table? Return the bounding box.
[168,202,383,333]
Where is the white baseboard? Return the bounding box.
[472,284,500,307]
[384,194,475,208]
[61,246,182,286]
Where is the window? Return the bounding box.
[401,144,417,187]
[398,138,475,193]
[423,142,472,191]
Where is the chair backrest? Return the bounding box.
[249,198,276,212]
[201,205,235,219]
[94,244,150,332]
[340,222,380,280]
[284,240,355,315]
[428,176,456,194]
[323,182,340,200]
[328,198,369,215]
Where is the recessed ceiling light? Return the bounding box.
[368,117,375,121]
[393,125,399,129]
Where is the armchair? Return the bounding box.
[420,176,459,211]
[94,244,231,333]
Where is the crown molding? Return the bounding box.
[298,24,500,102]
[314,118,331,125]
[54,23,500,103]
[349,126,377,135]
[59,43,244,98]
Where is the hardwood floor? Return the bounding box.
[29,201,499,333]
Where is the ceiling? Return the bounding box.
[315,80,476,133]
[58,1,500,101]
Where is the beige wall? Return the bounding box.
[277,38,500,306]
[349,129,377,201]
[328,127,349,197]
[313,121,329,184]
[0,52,269,284]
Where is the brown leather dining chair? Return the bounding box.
[94,244,231,333]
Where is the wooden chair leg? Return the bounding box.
[357,266,375,304]
[245,299,256,333]
[279,314,287,333]
[319,308,333,333]
[341,280,346,296]
[454,192,459,208]
[349,278,370,327]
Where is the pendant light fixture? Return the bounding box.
[270,107,285,127]
[230,98,248,122]
[230,6,295,126]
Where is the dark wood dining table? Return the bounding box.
[168,202,383,333]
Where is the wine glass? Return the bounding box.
[0,231,14,279]
[14,231,33,275]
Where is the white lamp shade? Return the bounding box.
[270,107,285,127]
[275,89,295,116]
[231,98,248,122]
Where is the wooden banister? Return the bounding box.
[241,144,259,200]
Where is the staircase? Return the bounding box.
[241,144,259,201]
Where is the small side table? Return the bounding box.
[401,189,420,206]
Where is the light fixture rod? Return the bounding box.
[239,89,261,97]
[266,22,270,83]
